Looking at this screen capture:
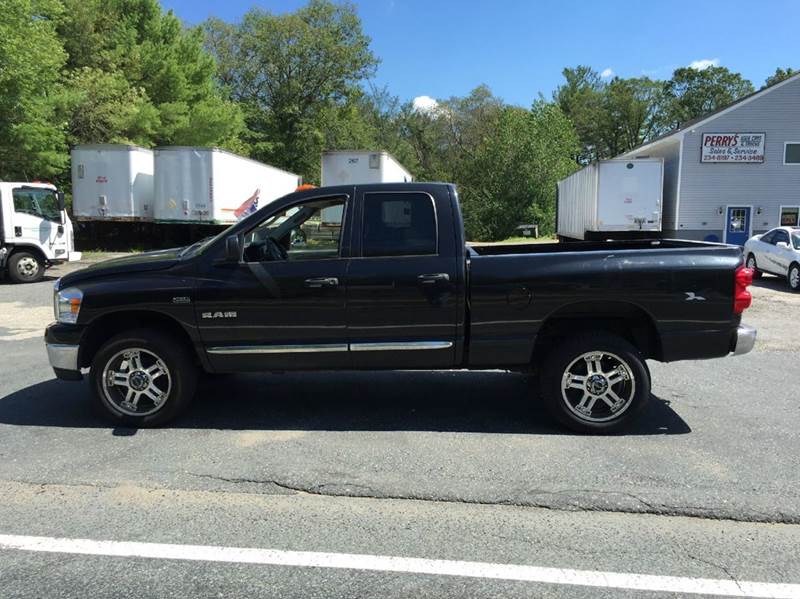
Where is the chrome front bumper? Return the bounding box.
[732,324,757,356]
[46,343,80,370]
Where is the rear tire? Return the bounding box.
[539,333,650,434]
[789,263,800,292]
[90,328,197,427]
[746,253,762,279]
[8,251,44,283]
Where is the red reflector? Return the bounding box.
[734,266,753,314]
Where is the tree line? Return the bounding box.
[1,0,795,240]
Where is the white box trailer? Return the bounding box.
[320,151,413,223]
[71,144,154,220]
[557,158,663,240]
[154,147,301,224]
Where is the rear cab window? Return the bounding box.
[362,192,437,257]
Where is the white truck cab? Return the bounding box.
[0,181,81,283]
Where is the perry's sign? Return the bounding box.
[701,133,765,163]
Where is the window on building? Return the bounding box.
[785,143,800,165]
[780,206,800,226]
[362,192,437,257]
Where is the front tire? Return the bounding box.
[789,263,800,292]
[746,253,762,279]
[539,333,650,434]
[90,329,197,427]
[8,251,44,283]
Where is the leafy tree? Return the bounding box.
[203,0,378,181]
[555,67,669,162]
[662,66,754,127]
[59,68,159,146]
[554,66,605,162]
[0,0,68,179]
[459,101,579,240]
[764,67,797,88]
[602,77,668,156]
[55,0,244,149]
[353,84,419,173]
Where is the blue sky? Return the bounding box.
[162,0,799,108]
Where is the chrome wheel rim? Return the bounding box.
[16,257,39,278]
[791,268,799,289]
[561,351,636,423]
[101,348,172,416]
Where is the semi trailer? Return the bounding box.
[557,159,664,241]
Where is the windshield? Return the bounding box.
[13,187,61,222]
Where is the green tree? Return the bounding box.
[56,0,244,149]
[459,101,579,240]
[555,67,669,161]
[601,77,668,156]
[59,68,159,146]
[0,0,68,179]
[764,67,797,88]
[554,66,606,162]
[663,66,754,127]
[203,0,379,181]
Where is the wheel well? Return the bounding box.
[532,301,661,365]
[79,311,198,369]
[9,245,47,265]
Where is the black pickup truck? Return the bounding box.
[46,182,756,433]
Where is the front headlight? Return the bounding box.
[55,287,83,324]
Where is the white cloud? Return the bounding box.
[412,95,439,113]
[600,68,614,78]
[688,58,719,71]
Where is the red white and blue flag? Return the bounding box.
[234,189,260,220]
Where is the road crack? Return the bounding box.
[675,539,744,594]
[181,472,800,525]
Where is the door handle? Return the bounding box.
[417,273,450,285]
[304,277,339,288]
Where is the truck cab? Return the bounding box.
[0,181,81,283]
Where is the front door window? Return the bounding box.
[729,208,746,233]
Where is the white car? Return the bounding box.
[743,226,800,291]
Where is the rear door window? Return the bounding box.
[362,192,437,257]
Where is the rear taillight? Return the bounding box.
[734,266,753,314]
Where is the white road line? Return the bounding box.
[1,533,798,598]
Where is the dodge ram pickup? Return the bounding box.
[45,183,756,433]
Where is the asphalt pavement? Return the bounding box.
[0,263,798,597]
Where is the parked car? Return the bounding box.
[45,183,755,433]
[744,226,800,290]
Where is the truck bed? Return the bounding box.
[466,238,744,368]
[468,238,726,256]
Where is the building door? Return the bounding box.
[724,206,751,246]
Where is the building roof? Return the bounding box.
[622,71,800,157]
